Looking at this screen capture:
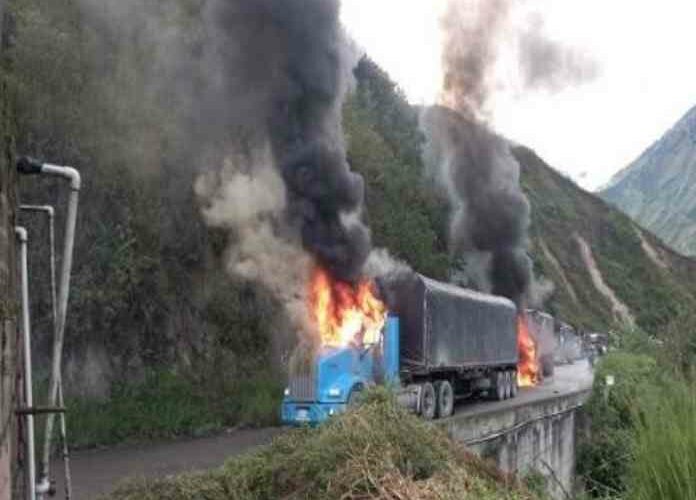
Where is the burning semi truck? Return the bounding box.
[282,272,520,425]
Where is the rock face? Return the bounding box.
[601,105,696,256]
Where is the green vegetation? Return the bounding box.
[516,146,696,334]
[6,0,696,453]
[578,326,696,499]
[64,370,281,448]
[577,352,657,497]
[629,382,696,500]
[104,390,539,500]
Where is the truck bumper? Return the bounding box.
[281,401,347,426]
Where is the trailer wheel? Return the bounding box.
[494,371,506,401]
[504,371,512,400]
[419,382,436,420]
[509,370,518,398]
[435,380,454,418]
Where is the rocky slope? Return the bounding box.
[601,105,696,255]
[516,144,696,333]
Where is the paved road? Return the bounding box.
[453,359,594,419]
[50,361,593,499]
[50,428,284,499]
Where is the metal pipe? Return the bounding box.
[17,158,81,499]
[16,226,36,500]
[20,205,72,499]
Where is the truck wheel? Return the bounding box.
[509,370,518,398]
[419,382,436,420]
[494,371,506,401]
[435,380,454,418]
[347,386,364,408]
[504,371,512,400]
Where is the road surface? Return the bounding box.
[50,361,593,499]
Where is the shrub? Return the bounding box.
[105,389,539,500]
[577,352,657,497]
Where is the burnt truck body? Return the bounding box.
[282,273,519,425]
[526,309,556,378]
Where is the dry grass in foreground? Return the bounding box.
[104,389,540,500]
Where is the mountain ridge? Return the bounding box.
[601,104,696,255]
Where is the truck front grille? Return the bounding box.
[288,373,316,402]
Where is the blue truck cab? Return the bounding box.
[282,315,400,426]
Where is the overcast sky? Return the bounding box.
[341,0,696,190]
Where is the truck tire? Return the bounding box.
[347,386,364,408]
[493,371,506,401]
[504,371,512,399]
[435,380,454,418]
[509,370,518,398]
[419,382,436,420]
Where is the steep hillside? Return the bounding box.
[9,0,696,444]
[601,106,696,255]
[346,58,696,335]
[517,146,696,333]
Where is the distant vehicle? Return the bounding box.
[282,274,519,426]
[586,332,609,366]
[554,322,582,365]
[526,309,555,379]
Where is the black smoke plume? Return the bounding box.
[421,106,531,305]
[202,0,370,283]
[420,0,539,306]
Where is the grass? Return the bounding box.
[629,382,696,500]
[104,388,540,500]
[578,351,696,499]
[64,370,282,448]
[577,352,657,497]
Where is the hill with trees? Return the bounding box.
[6,0,696,444]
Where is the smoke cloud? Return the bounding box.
[441,0,512,117]
[440,0,599,112]
[421,106,531,305]
[199,0,370,283]
[518,15,599,92]
[72,0,372,337]
[426,0,593,306]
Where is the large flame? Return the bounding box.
[310,267,387,347]
[517,314,540,387]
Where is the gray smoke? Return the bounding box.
[200,0,370,284]
[71,0,372,339]
[441,0,598,113]
[428,0,594,306]
[518,15,599,92]
[421,106,531,305]
[441,0,512,117]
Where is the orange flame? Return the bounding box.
[310,267,387,347]
[517,314,540,387]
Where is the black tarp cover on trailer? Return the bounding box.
[380,273,518,372]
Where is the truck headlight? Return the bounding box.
[328,387,342,398]
[284,387,290,397]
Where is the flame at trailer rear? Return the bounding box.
[310,267,387,347]
[517,314,540,387]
